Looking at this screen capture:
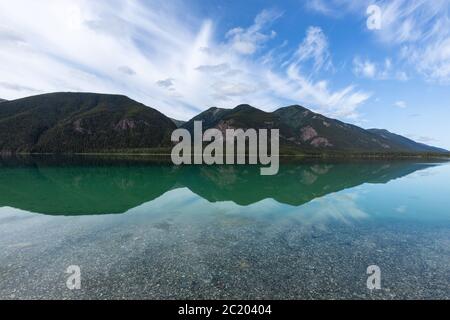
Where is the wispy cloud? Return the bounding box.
[195,63,230,74]
[394,101,407,108]
[353,57,408,81]
[0,81,40,93]
[0,0,370,120]
[225,9,282,55]
[353,57,377,79]
[305,0,336,16]
[118,66,136,76]
[156,78,175,89]
[376,0,450,82]
[295,26,333,73]
[309,0,450,83]
[305,0,366,18]
[406,133,439,144]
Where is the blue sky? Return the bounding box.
[0,0,449,149]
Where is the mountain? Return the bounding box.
[181,106,235,132]
[0,92,176,153]
[182,104,448,154]
[0,93,447,155]
[170,118,186,128]
[367,129,448,153]
[0,99,6,103]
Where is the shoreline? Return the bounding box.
[1,152,449,165]
[2,151,449,159]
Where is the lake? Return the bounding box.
[0,156,449,299]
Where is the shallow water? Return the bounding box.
[0,156,449,299]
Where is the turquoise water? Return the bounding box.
[0,156,449,299]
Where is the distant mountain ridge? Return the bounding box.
[367,129,448,153]
[182,104,447,154]
[0,92,447,154]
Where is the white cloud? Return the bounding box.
[353,56,408,81]
[0,0,371,121]
[394,101,407,108]
[225,9,282,55]
[195,63,230,74]
[395,71,409,81]
[118,66,136,76]
[212,81,259,100]
[406,133,439,144]
[267,65,371,119]
[0,81,40,93]
[402,38,450,83]
[0,0,214,119]
[307,0,450,83]
[376,0,450,82]
[353,57,377,78]
[295,26,333,73]
[156,78,175,89]
[305,0,336,16]
[305,0,366,17]
[417,136,438,144]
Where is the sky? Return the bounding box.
[0,0,449,149]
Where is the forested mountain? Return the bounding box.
[0,93,447,154]
[0,92,176,153]
[182,104,447,153]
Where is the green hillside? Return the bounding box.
[182,104,448,154]
[0,93,447,155]
[0,92,176,153]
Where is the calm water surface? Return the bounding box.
[0,156,449,299]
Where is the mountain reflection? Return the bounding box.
[0,155,438,215]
